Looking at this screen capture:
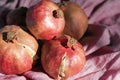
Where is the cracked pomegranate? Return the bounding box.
[41,35,86,80]
[0,25,38,74]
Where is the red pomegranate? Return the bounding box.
[26,0,65,40]
[41,35,86,80]
[0,25,38,74]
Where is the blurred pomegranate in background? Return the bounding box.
[6,7,28,26]
[58,1,88,40]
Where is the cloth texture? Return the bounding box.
[0,0,120,80]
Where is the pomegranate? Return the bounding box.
[6,7,28,26]
[41,35,86,80]
[0,25,38,74]
[58,1,88,40]
[26,0,65,40]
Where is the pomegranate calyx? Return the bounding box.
[53,9,63,18]
[58,35,77,49]
[67,37,77,50]
[2,31,17,43]
[58,1,68,11]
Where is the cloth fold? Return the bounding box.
[0,0,120,80]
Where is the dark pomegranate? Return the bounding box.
[41,35,86,80]
[6,7,28,26]
[58,1,88,40]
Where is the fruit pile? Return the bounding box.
[0,0,88,80]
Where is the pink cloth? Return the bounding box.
[0,0,120,80]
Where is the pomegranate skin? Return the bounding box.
[0,25,38,74]
[41,35,86,80]
[0,46,33,74]
[26,0,65,40]
[59,1,88,40]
